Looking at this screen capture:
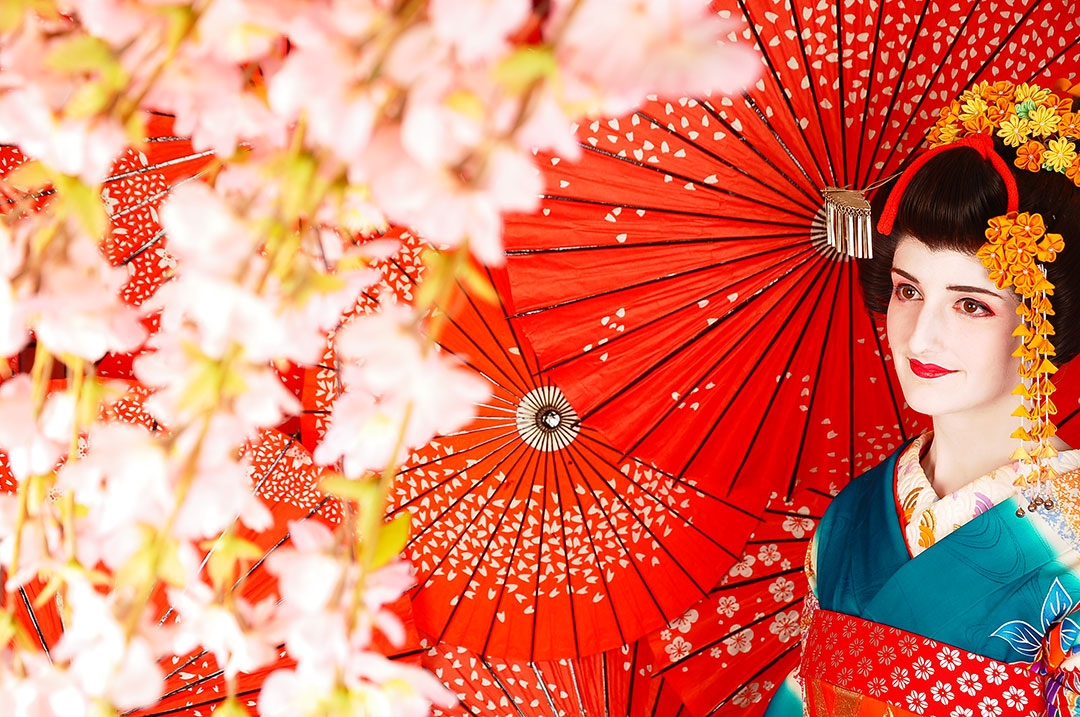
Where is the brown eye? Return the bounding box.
[895,284,918,300]
[959,298,989,315]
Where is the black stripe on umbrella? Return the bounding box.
[641,487,835,717]
[424,637,689,717]
[500,0,1076,524]
[302,230,763,660]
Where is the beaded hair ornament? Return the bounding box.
[877,80,1080,511]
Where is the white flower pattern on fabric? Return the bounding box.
[895,433,1024,557]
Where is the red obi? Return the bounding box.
[802,608,1047,716]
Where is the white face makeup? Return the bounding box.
[886,236,1022,422]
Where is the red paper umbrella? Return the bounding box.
[2,112,214,310]
[303,231,759,660]
[501,1,1080,520]
[424,637,690,717]
[643,486,835,717]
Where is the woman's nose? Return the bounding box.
[905,303,944,355]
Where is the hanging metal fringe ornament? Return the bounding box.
[822,187,873,259]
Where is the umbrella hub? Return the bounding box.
[516,385,580,451]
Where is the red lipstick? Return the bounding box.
[909,359,956,379]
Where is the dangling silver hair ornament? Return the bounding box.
[820,173,904,259]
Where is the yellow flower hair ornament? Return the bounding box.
[977,211,1062,504]
[882,80,1078,513]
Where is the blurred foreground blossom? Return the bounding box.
[0,1,759,714]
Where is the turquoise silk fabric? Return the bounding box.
[814,446,1080,663]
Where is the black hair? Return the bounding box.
[858,136,1080,364]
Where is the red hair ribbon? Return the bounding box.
[876,132,1019,235]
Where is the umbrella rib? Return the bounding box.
[654,597,802,676]
[533,661,566,717]
[382,256,537,399]
[734,0,830,189]
[565,437,718,602]
[565,660,588,717]
[848,262,857,483]
[410,438,537,617]
[103,150,214,188]
[526,244,817,387]
[573,433,743,560]
[870,0,985,181]
[127,686,263,716]
[662,254,834,477]
[507,222,808,257]
[19,586,52,658]
[703,641,800,717]
[764,507,826,521]
[866,300,910,443]
[692,102,823,209]
[711,565,806,593]
[744,535,812,547]
[389,427,525,518]
[783,2,839,185]
[548,440,656,639]
[542,448,589,657]
[1058,404,1080,432]
[851,0,889,188]
[475,655,533,717]
[785,255,847,499]
[835,0,849,184]
[574,138,820,218]
[855,0,933,188]
[634,105,821,213]
[576,430,759,520]
[717,257,838,488]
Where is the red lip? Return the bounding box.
[909,358,956,379]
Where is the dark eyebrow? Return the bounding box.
[891,267,1010,301]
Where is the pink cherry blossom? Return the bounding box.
[56,422,172,570]
[552,0,760,116]
[146,51,286,157]
[313,303,488,476]
[268,45,383,162]
[52,577,165,710]
[168,580,279,680]
[265,519,342,611]
[0,23,129,184]
[26,235,147,361]
[171,445,273,539]
[428,0,530,64]
[0,221,30,356]
[158,182,258,279]
[0,376,74,481]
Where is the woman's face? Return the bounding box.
[886,236,1022,421]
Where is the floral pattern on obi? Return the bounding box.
[803,608,1044,717]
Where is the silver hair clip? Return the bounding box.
[821,188,873,259]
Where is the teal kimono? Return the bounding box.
[766,444,1080,717]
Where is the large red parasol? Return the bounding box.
[303,229,759,660]
[501,0,1080,525]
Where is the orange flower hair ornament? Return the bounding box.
[878,81,1076,510]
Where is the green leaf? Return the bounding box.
[494,46,557,95]
[45,34,115,74]
[319,474,378,504]
[212,698,249,717]
[4,160,51,192]
[371,512,411,568]
[459,261,498,305]
[65,81,113,119]
[200,534,263,592]
[53,175,108,239]
[0,1,58,33]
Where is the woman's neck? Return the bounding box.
[924,411,1020,497]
